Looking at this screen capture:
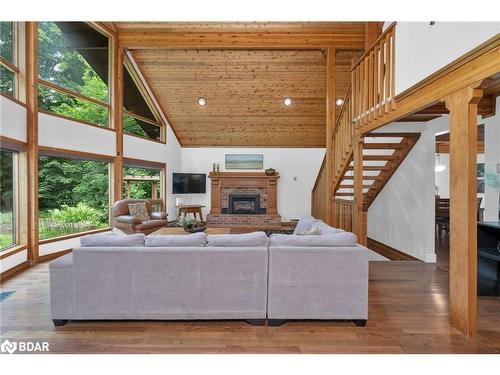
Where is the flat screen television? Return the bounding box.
[172,173,207,194]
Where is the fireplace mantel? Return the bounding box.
[207,172,280,226]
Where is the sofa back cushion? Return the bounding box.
[206,231,268,247]
[270,232,358,247]
[311,221,345,235]
[145,232,206,247]
[80,233,145,247]
[293,215,320,235]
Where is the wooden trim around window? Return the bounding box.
[123,131,164,144]
[124,109,162,127]
[0,261,29,283]
[38,227,111,245]
[38,146,115,163]
[38,110,115,132]
[0,92,27,107]
[38,79,111,109]
[123,157,166,169]
[0,244,28,260]
[38,248,72,263]
[0,56,19,73]
[0,135,27,152]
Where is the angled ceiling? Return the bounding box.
[118,22,370,147]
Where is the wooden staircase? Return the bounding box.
[334,132,420,210]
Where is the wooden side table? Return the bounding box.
[177,205,205,221]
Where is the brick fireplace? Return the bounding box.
[207,172,281,227]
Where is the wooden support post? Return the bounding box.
[445,85,484,337]
[112,44,124,203]
[325,47,335,225]
[353,136,366,245]
[364,22,382,51]
[25,22,39,265]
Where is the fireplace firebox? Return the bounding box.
[227,194,264,215]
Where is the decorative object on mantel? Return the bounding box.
[265,168,276,176]
[225,154,263,170]
[212,163,221,174]
[216,164,220,173]
[177,216,207,233]
[212,163,216,173]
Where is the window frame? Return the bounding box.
[123,157,167,212]
[122,53,166,143]
[0,147,19,252]
[37,147,114,242]
[0,21,19,99]
[36,22,113,128]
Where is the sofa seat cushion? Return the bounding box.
[135,219,168,230]
[293,215,320,235]
[311,221,345,235]
[145,232,206,247]
[206,231,269,247]
[270,232,358,247]
[80,233,145,247]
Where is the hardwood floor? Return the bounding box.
[0,261,499,353]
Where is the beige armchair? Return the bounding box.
[112,199,168,234]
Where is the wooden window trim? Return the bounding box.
[123,130,165,145]
[38,79,111,109]
[0,135,27,152]
[0,244,27,260]
[124,109,161,127]
[38,109,116,133]
[0,56,19,73]
[123,157,166,170]
[38,227,111,245]
[38,145,115,163]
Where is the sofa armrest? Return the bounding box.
[151,212,168,220]
[115,215,141,224]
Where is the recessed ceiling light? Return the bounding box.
[197,97,207,106]
[283,97,292,106]
[336,98,344,106]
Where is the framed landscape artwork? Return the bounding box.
[225,154,264,169]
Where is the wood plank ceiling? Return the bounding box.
[118,22,367,147]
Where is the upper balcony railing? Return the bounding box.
[351,23,396,131]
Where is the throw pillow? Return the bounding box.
[128,202,150,221]
[296,226,322,235]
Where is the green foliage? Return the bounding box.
[39,203,106,240]
[177,216,199,227]
[123,166,161,200]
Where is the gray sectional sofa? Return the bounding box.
[49,216,368,327]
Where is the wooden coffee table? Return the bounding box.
[151,227,231,235]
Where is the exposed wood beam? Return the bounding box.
[118,32,365,50]
[112,44,124,203]
[364,22,383,52]
[325,47,335,225]
[25,22,39,265]
[445,85,483,337]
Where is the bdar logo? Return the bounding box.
[1,339,17,354]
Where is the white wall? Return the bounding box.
[388,22,500,95]
[180,148,325,221]
[367,118,449,263]
[0,96,27,142]
[38,113,116,156]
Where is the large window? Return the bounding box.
[37,22,110,127]
[123,166,162,200]
[38,155,110,239]
[123,59,164,141]
[0,150,17,250]
[0,22,17,97]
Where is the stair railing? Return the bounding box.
[351,22,396,132]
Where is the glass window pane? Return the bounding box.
[0,22,14,63]
[38,22,109,102]
[123,65,157,122]
[124,114,161,141]
[0,65,15,96]
[0,150,16,250]
[38,84,109,127]
[38,155,109,240]
[123,166,161,200]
